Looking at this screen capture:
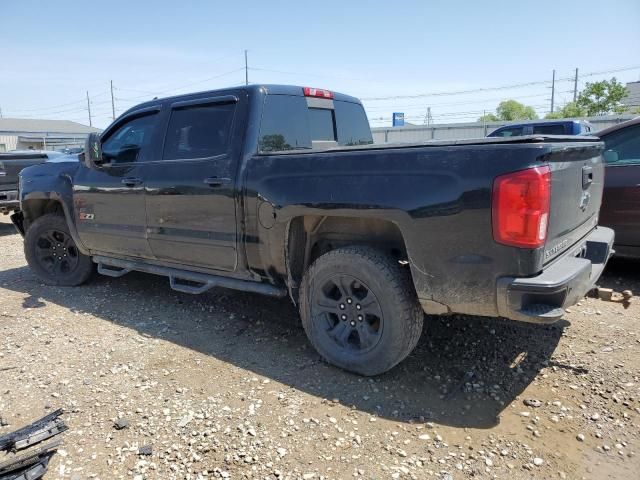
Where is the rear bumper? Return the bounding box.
[496,226,614,324]
[0,190,19,213]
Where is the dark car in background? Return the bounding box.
[597,117,640,258]
[61,147,84,155]
[488,120,593,138]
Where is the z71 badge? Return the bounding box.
[79,212,95,220]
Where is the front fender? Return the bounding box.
[20,162,89,255]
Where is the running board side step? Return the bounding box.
[93,256,286,298]
[97,263,132,278]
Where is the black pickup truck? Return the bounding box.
[12,84,614,375]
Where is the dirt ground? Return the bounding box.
[0,215,638,480]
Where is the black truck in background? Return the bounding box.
[0,151,67,214]
[12,84,614,375]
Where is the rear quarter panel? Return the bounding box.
[244,143,580,317]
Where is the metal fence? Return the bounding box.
[371,115,637,143]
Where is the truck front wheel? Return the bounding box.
[24,213,94,286]
[300,246,424,376]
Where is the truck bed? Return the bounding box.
[262,135,602,155]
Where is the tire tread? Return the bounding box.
[300,246,423,375]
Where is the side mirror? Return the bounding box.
[83,133,103,168]
[603,149,619,163]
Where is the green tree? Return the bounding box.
[478,112,499,122]
[496,100,538,120]
[544,101,587,119]
[576,77,628,116]
[478,100,538,122]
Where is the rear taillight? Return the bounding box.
[492,166,551,248]
[303,87,334,99]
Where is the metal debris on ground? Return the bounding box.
[0,409,66,452]
[0,440,61,480]
[594,286,633,308]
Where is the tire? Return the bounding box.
[24,213,94,286]
[300,246,424,376]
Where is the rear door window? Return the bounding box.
[493,127,523,137]
[603,125,640,165]
[163,101,236,160]
[532,124,566,135]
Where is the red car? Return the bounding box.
[598,117,640,258]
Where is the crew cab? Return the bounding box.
[12,85,614,375]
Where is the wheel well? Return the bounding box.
[22,199,64,230]
[286,216,409,298]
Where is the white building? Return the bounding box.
[622,81,640,109]
[0,118,101,152]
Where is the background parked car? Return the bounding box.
[0,150,65,214]
[487,119,593,137]
[61,147,84,155]
[598,117,640,258]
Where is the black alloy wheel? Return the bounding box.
[311,273,384,354]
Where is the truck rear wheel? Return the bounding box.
[24,213,94,286]
[300,246,423,376]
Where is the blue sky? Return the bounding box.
[1,0,639,128]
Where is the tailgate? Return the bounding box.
[544,142,604,263]
[0,155,47,190]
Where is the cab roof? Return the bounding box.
[122,84,363,118]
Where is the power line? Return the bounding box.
[114,67,245,102]
[361,65,640,102]
[363,92,552,111]
[249,66,391,84]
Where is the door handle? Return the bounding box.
[582,166,593,189]
[121,177,143,187]
[204,177,231,187]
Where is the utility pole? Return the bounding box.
[0,105,3,118]
[573,68,579,103]
[424,107,432,126]
[244,50,249,86]
[86,91,92,127]
[550,69,556,113]
[110,80,116,121]
[482,109,487,136]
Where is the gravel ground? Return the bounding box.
[0,215,638,480]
